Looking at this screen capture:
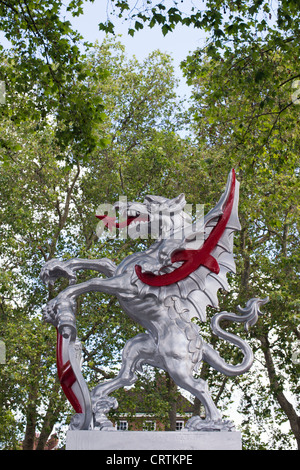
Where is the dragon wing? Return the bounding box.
[171,169,241,322]
[134,169,241,324]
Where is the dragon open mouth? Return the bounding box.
[137,260,184,276]
[96,210,149,230]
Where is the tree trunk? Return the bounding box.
[259,333,300,449]
[193,362,209,417]
[192,397,202,417]
[36,379,63,450]
[36,412,56,450]
[22,389,38,450]
[165,373,177,431]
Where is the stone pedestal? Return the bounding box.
[66,430,242,450]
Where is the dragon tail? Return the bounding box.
[203,297,269,377]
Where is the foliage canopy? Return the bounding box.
[0,0,299,451]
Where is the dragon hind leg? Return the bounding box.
[166,360,235,431]
[91,333,157,430]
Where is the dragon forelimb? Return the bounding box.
[43,274,128,338]
[63,258,117,278]
[40,257,117,286]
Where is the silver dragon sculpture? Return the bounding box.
[41,169,268,432]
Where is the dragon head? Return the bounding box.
[96,193,191,241]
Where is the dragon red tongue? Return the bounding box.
[135,169,236,287]
[96,214,148,229]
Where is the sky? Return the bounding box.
[0,2,208,100]
[66,1,208,99]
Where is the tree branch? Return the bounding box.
[278,73,300,88]
[48,163,80,259]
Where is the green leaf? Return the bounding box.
[134,21,144,31]
[255,69,265,83]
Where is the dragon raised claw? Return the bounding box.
[41,169,268,431]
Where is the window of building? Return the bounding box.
[117,420,128,431]
[143,420,156,431]
[176,420,184,431]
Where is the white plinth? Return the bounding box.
[66,430,242,450]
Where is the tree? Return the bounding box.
[0,0,109,163]
[99,1,300,124]
[0,36,191,449]
[179,42,300,449]
[1,1,299,450]
[0,115,83,449]
[99,1,300,48]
